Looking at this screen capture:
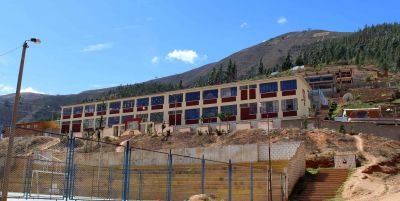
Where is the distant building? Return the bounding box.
[3,121,60,137]
[59,76,312,137]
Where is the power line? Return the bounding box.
[0,45,22,57]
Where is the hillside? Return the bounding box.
[1,23,399,124]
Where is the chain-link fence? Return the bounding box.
[0,127,288,200]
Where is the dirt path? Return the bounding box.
[340,135,398,201]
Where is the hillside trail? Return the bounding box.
[341,134,398,201]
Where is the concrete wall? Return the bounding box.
[286,143,306,196]
[281,119,400,140]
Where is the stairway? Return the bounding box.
[293,169,349,201]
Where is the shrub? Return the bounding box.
[339,124,346,134]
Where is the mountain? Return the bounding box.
[0,28,375,125]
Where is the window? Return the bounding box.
[63,107,72,115]
[95,117,107,128]
[123,100,135,108]
[96,103,107,112]
[260,82,278,93]
[108,116,120,127]
[85,105,95,113]
[151,96,164,105]
[137,98,149,107]
[136,114,148,122]
[185,109,200,120]
[185,92,200,101]
[221,105,237,115]
[260,101,279,113]
[109,102,121,110]
[150,112,164,123]
[240,85,248,90]
[249,84,257,89]
[240,103,257,114]
[221,87,237,98]
[83,119,94,129]
[203,89,218,100]
[202,107,218,118]
[281,80,297,91]
[121,115,134,123]
[73,106,83,114]
[282,99,298,112]
[169,94,183,103]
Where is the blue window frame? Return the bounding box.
[137,98,149,107]
[185,109,200,120]
[150,112,164,123]
[151,96,164,105]
[221,105,237,115]
[202,107,218,118]
[63,107,72,115]
[84,105,95,113]
[281,80,297,91]
[169,94,183,103]
[185,91,200,102]
[203,89,218,100]
[108,116,120,127]
[260,82,278,93]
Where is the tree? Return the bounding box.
[258,58,265,75]
[281,53,293,71]
[178,80,183,89]
[216,64,225,84]
[208,67,217,85]
[295,55,304,66]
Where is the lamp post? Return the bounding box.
[259,102,273,201]
[1,38,41,201]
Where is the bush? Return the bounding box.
[339,124,346,134]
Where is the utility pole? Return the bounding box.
[1,38,40,201]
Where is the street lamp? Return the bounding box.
[1,38,41,201]
[259,102,273,201]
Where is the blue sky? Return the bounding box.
[0,0,399,95]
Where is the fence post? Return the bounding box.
[138,171,143,201]
[107,168,113,200]
[280,173,284,201]
[250,164,253,201]
[122,141,131,201]
[166,149,173,201]
[201,154,205,194]
[64,131,75,201]
[228,159,232,201]
[23,156,33,199]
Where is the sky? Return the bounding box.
[0,0,399,95]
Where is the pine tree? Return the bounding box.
[295,55,304,66]
[258,58,264,75]
[281,53,293,71]
[232,61,237,81]
[216,64,224,84]
[209,67,217,85]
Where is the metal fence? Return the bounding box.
[0,127,287,201]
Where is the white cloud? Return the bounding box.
[166,49,199,64]
[240,22,248,28]
[81,43,113,52]
[151,56,159,64]
[0,84,13,94]
[21,87,45,94]
[277,17,287,24]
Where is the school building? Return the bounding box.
[59,75,311,137]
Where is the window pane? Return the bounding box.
[151,96,164,105]
[96,103,107,111]
[281,80,297,91]
[202,107,218,118]
[73,106,83,114]
[122,100,135,108]
[121,115,134,123]
[185,109,200,120]
[249,103,257,115]
[150,112,164,123]
[221,87,237,98]
[282,98,298,111]
[137,98,149,107]
[136,114,148,122]
[221,105,237,115]
[240,85,248,90]
[260,101,279,113]
[83,119,94,129]
[169,94,183,103]
[63,107,72,115]
[203,89,218,100]
[110,102,121,110]
[85,105,95,113]
[260,82,278,93]
[95,117,107,128]
[185,92,200,101]
[108,116,120,127]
